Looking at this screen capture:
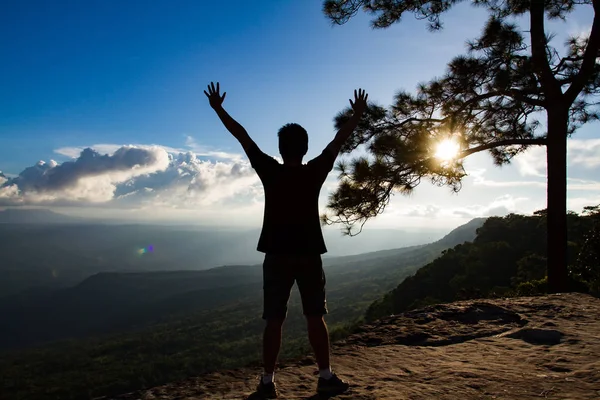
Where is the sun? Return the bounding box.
[434,138,461,162]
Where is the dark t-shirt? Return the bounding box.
[245,142,336,255]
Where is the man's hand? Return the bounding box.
[350,88,368,115]
[205,81,254,150]
[204,81,226,109]
[325,88,369,157]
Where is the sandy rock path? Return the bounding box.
[111,293,600,399]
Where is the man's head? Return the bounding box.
[278,123,308,162]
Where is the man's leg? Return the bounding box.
[261,254,293,380]
[297,255,349,394]
[263,317,285,374]
[295,255,331,370]
[306,315,330,370]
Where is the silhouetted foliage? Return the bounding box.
[365,209,600,322]
[571,206,600,292]
[321,0,600,292]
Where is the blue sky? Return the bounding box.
[1,0,599,229]
[1,0,486,169]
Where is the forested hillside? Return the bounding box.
[366,208,600,321]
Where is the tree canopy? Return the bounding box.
[321,0,600,292]
[366,209,600,321]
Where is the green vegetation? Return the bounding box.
[0,284,378,400]
[570,206,600,293]
[366,208,600,322]
[0,295,365,400]
[2,297,269,400]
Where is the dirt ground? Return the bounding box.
[110,293,600,399]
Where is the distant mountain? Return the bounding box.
[323,227,446,257]
[434,217,487,247]
[325,217,486,265]
[0,217,487,349]
[0,222,452,297]
[0,218,484,298]
[0,208,80,224]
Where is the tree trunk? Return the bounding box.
[546,110,569,293]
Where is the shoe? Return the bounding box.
[317,373,350,395]
[256,378,278,399]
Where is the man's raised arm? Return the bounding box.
[325,88,368,157]
[204,81,254,151]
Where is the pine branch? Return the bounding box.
[459,138,547,159]
[508,89,546,107]
[530,0,562,100]
[450,89,545,111]
[553,55,586,74]
[565,10,600,104]
[389,117,445,128]
[392,90,544,129]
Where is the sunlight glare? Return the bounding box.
[434,138,460,162]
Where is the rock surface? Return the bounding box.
[109,293,600,399]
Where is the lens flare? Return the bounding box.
[434,138,460,162]
[137,245,154,255]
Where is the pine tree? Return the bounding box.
[572,205,600,291]
[321,0,600,293]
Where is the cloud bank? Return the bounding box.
[113,151,259,208]
[398,195,531,220]
[515,138,600,177]
[0,145,259,207]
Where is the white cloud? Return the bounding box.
[54,147,86,158]
[56,138,245,163]
[568,138,600,168]
[466,168,600,192]
[1,146,170,205]
[185,136,243,162]
[2,144,261,209]
[7,135,597,224]
[113,152,260,208]
[568,177,600,191]
[386,194,530,220]
[514,139,600,177]
[468,168,546,188]
[0,183,20,202]
[450,195,532,219]
[514,146,547,177]
[55,143,186,158]
[406,204,441,218]
[567,196,600,213]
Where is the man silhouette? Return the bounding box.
[205,82,368,398]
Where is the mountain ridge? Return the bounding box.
[74,216,486,289]
[0,208,81,224]
[0,217,486,351]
